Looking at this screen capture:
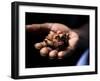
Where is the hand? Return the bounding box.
[26,23,79,59]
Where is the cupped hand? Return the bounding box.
[26,23,79,59]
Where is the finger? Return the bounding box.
[34,41,47,50]
[26,24,41,32]
[57,47,74,59]
[57,51,67,59]
[34,42,43,50]
[40,47,52,56]
[26,23,53,32]
[49,50,58,59]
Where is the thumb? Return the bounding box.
[26,23,53,32]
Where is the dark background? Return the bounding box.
[25,12,89,68]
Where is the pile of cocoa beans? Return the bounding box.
[34,30,69,59]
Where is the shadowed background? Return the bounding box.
[25,12,89,68]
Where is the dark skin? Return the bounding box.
[26,23,89,59]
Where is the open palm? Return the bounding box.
[26,23,79,59]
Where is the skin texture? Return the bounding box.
[26,23,88,59]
